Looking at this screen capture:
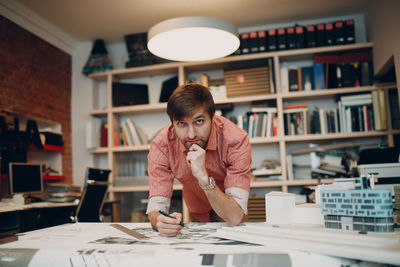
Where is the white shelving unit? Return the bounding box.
[87,42,399,222]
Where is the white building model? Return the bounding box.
[319,177,393,232]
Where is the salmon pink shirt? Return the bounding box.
[146,115,252,222]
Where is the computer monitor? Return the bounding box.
[9,162,43,195]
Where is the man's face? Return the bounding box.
[172,105,212,150]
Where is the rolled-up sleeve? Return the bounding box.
[224,128,252,214]
[147,133,175,213]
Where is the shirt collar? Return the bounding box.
[205,119,217,151]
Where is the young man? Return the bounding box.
[146,83,252,236]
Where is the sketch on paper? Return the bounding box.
[90,223,259,246]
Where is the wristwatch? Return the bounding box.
[199,176,216,190]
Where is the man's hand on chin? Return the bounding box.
[186,144,208,185]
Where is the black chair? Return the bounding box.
[75,167,111,222]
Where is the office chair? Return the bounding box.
[75,167,111,222]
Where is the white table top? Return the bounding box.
[1,222,398,267]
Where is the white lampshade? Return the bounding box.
[147,16,240,62]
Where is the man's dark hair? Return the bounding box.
[167,83,215,122]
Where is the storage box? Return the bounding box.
[224,66,271,98]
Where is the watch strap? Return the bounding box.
[199,176,215,190]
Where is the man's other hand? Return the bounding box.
[156,212,183,237]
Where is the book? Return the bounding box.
[113,129,120,146]
[240,33,250,54]
[361,61,373,86]
[378,89,387,130]
[268,58,276,93]
[286,27,296,49]
[267,29,277,51]
[295,25,305,48]
[135,125,149,144]
[101,122,108,147]
[280,66,289,93]
[344,19,355,43]
[127,119,142,145]
[334,21,345,45]
[266,112,273,138]
[313,63,325,89]
[121,121,134,146]
[325,22,335,45]
[257,31,267,52]
[261,113,268,137]
[288,68,299,91]
[301,66,314,91]
[277,28,287,50]
[273,116,278,136]
[389,89,400,129]
[297,67,303,91]
[249,31,259,53]
[316,23,326,47]
[306,25,316,47]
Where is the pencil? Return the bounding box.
[158,210,185,227]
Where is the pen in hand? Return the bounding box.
[158,210,185,227]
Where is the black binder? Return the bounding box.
[334,21,345,45]
[295,26,305,48]
[344,19,355,43]
[288,68,299,91]
[316,23,326,47]
[325,22,335,45]
[257,31,267,52]
[249,31,259,53]
[286,27,296,49]
[267,29,277,51]
[277,28,287,50]
[240,33,250,54]
[306,25,316,47]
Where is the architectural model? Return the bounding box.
[320,177,393,232]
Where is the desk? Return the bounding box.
[0,202,76,234]
[0,200,121,235]
[0,222,399,266]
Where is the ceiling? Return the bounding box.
[16,0,368,43]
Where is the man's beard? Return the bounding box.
[183,138,207,150]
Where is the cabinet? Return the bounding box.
[87,42,400,222]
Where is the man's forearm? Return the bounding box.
[203,186,244,226]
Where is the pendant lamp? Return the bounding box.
[147,16,240,62]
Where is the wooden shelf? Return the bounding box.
[285,179,335,186]
[43,174,65,181]
[42,144,64,152]
[109,183,183,192]
[86,41,400,223]
[284,130,400,142]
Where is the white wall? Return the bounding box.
[365,0,400,88]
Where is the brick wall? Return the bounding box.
[0,16,72,183]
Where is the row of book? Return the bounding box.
[119,119,149,146]
[284,90,388,136]
[86,118,150,148]
[237,19,355,55]
[280,51,373,92]
[235,107,278,138]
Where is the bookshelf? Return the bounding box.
[0,115,65,184]
[87,42,399,222]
